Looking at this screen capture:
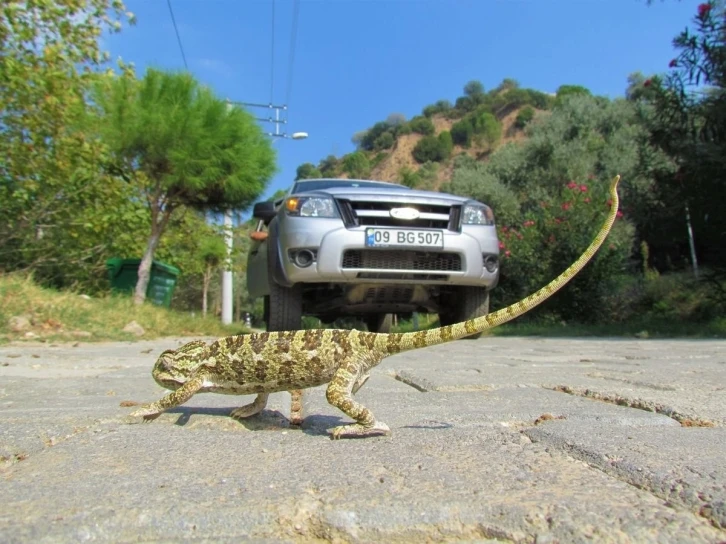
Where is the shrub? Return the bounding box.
[295,163,322,180]
[422,99,453,117]
[397,123,413,135]
[438,131,453,160]
[373,131,395,150]
[515,106,536,129]
[471,110,501,148]
[494,178,635,323]
[318,155,339,178]
[409,116,435,135]
[451,119,473,147]
[341,151,371,178]
[412,135,442,163]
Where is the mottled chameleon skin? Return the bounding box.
[130,175,621,439]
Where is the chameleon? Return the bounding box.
[129,175,621,439]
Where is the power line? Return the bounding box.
[270,0,276,104]
[166,0,188,70]
[285,0,300,110]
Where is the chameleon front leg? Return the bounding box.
[230,393,269,420]
[326,366,390,439]
[129,375,205,421]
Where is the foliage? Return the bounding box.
[373,131,395,150]
[296,163,322,180]
[470,110,501,148]
[318,155,339,177]
[554,84,592,107]
[386,112,407,126]
[412,133,451,163]
[494,179,635,323]
[422,99,453,117]
[408,116,435,135]
[464,80,485,97]
[399,162,439,189]
[93,68,277,304]
[0,0,134,289]
[515,106,536,129]
[644,0,726,279]
[341,151,371,178]
[451,119,474,147]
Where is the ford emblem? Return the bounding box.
[390,207,420,220]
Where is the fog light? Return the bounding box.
[483,254,498,273]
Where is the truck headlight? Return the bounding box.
[284,196,338,218]
[462,203,495,225]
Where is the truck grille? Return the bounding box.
[337,199,460,231]
[342,250,462,271]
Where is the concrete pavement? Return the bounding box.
[1,336,725,543]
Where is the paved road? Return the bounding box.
[1,335,725,543]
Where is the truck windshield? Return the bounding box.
[291,180,410,193]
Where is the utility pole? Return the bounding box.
[219,100,308,325]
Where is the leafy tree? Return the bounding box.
[408,116,435,135]
[94,68,277,304]
[422,100,453,117]
[515,106,536,129]
[341,151,371,178]
[318,155,339,177]
[0,0,134,288]
[471,110,502,148]
[386,113,407,126]
[412,134,451,163]
[554,84,592,107]
[373,131,395,150]
[494,78,520,93]
[464,80,485,98]
[451,119,474,147]
[438,131,453,159]
[295,163,322,180]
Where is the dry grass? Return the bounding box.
[0,273,243,344]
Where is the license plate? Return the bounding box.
[365,228,443,248]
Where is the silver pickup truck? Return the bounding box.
[247,178,500,336]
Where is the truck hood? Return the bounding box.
[309,186,472,205]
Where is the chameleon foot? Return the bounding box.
[330,421,391,440]
[230,393,269,420]
[128,405,163,423]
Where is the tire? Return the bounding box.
[265,231,302,332]
[439,286,490,340]
[365,313,393,333]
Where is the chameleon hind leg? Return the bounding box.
[230,393,269,420]
[289,389,304,425]
[326,365,390,439]
[129,376,205,421]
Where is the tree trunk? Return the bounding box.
[133,206,172,305]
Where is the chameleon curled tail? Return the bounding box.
[380,174,621,354]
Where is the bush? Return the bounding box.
[399,162,438,189]
[373,131,395,150]
[422,99,453,117]
[397,123,413,135]
[451,119,474,147]
[318,155,339,178]
[438,131,453,160]
[408,116,435,135]
[471,110,501,148]
[341,151,371,178]
[295,163,322,180]
[515,106,536,129]
[494,179,635,323]
[412,135,442,163]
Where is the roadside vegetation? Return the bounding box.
[1,1,725,341]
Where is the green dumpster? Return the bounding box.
[106,258,180,308]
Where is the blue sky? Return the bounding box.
[106,0,700,206]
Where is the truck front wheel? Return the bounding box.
[439,286,490,340]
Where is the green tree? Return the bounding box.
[342,151,371,178]
[515,106,536,129]
[295,163,322,180]
[0,0,134,288]
[408,116,435,135]
[451,119,474,147]
[438,131,453,159]
[94,68,277,304]
[318,155,339,177]
[554,84,592,107]
[464,80,485,98]
[471,110,502,148]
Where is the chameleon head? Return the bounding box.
[151,340,208,391]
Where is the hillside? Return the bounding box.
[295,79,561,190]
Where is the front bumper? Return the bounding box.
[275,217,500,287]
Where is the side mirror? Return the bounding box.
[252,201,278,224]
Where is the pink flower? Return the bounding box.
[580,184,587,192]
[643,79,652,88]
[505,250,511,258]
[567,181,578,190]
[561,202,572,211]
[669,59,678,68]
[698,3,711,18]
[584,197,591,203]
[498,241,505,249]
[523,220,535,227]
[501,226,508,232]
[617,210,624,218]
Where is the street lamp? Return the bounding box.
[220,111,308,325]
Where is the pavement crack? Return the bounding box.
[547,385,716,427]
